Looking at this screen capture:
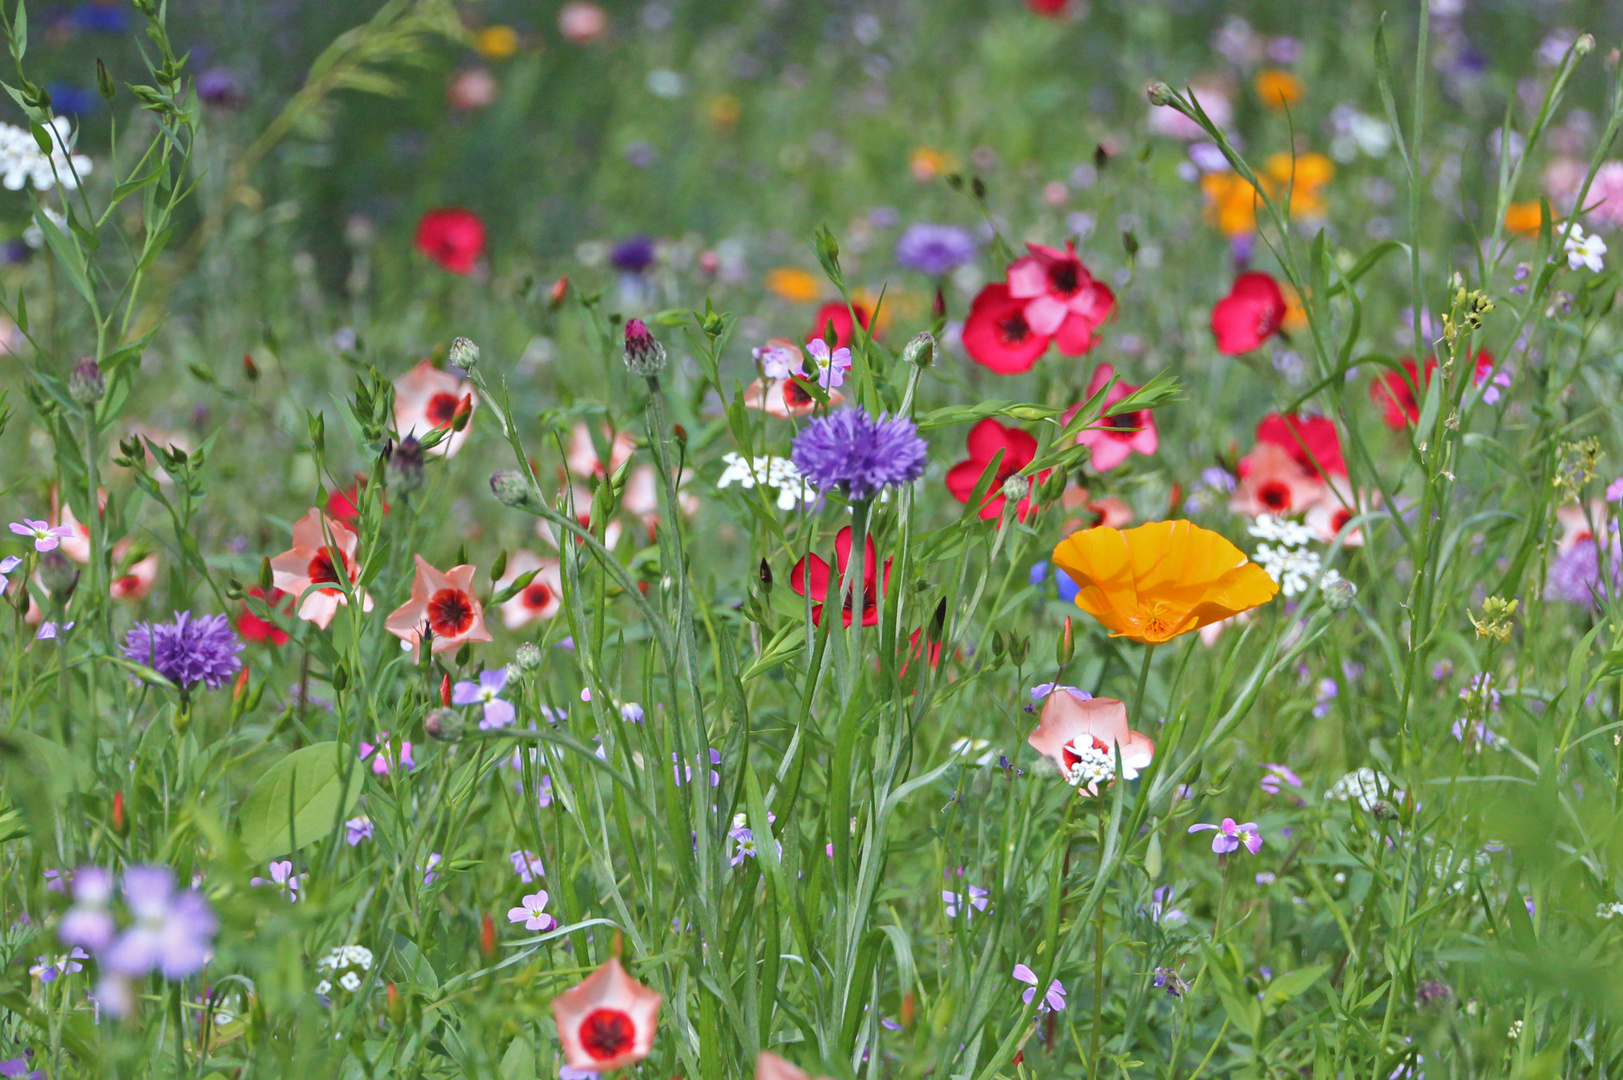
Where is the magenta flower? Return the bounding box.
[508,849,545,883]
[507,889,556,931]
[452,667,515,730]
[804,338,853,390]
[1258,763,1303,795]
[360,732,413,775]
[10,519,73,552]
[1012,964,1067,1012]
[1189,818,1263,854]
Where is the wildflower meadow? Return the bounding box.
[6,0,1623,1076]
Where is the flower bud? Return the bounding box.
[447,336,479,372]
[902,331,936,370]
[39,551,79,600]
[1145,82,1176,107]
[1415,979,1453,1011]
[511,642,543,672]
[387,436,426,496]
[480,912,497,959]
[111,790,129,837]
[96,59,115,102]
[1575,33,1595,57]
[424,707,464,743]
[1055,616,1074,667]
[1000,473,1030,506]
[622,318,667,377]
[69,358,105,406]
[548,277,570,308]
[1322,576,1358,611]
[489,470,542,511]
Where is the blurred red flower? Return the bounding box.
[238,587,292,646]
[1210,272,1286,355]
[1006,241,1114,355]
[806,300,872,350]
[1028,0,1070,13]
[1254,413,1345,478]
[1370,358,1437,429]
[962,283,1050,374]
[790,527,891,627]
[945,418,1048,521]
[415,208,486,274]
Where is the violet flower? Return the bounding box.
[102,866,217,981]
[58,867,115,952]
[942,886,989,918]
[1188,818,1263,855]
[9,519,73,552]
[507,890,557,931]
[791,409,928,502]
[1259,763,1303,795]
[122,612,243,690]
[509,849,545,883]
[360,732,414,775]
[249,860,300,902]
[345,816,374,845]
[1012,964,1067,1012]
[452,667,515,730]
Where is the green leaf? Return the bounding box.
[1262,964,1331,1010]
[237,742,362,861]
[0,729,91,801]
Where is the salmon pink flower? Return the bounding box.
[1027,0,1070,14]
[755,1052,834,1080]
[962,283,1050,373]
[394,361,477,458]
[1006,241,1115,355]
[385,555,492,656]
[789,527,891,627]
[1370,358,1437,429]
[1072,363,1158,471]
[109,550,160,601]
[1229,443,1325,518]
[269,509,372,630]
[1254,412,1345,478]
[1026,692,1154,795]
[742,376,842,418]
[1306,488,1374,546]
[1189,818,1263,855]
[414,207,485,274]
[566,422,636,479]
[552,957,662,1071]
[1211,272,1287,354]
[945,418,1047,521]
[497,550,563,628]
[807,300,872,350]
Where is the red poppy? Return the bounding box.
[238,587,292,646]
[963,283,1051,374]
[415,208,486,274]
[1210,272,1286,355]
[1006,241,1115,356]
[325,479,390,524]
[806,300,872,350]
[1370,358,1438,429]
[1254,413,1345,478]
[898,628,945,679]
[789,527,891,627]
[945,418,1049,521]
[1027,0,1069,13]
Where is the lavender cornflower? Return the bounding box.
[506,890,556,931]
[1188,818,1263,855]
[509,850,545,883]
[1012,964,1067,1012]
[122,612,243,690]
[894,223,977,276]
[792,409,928,502]
[452,667,515,730]
[1259,763,1302,795]
[1548,534,1623,609]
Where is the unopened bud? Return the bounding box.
[69,358,105,406]
[1000,474,1030,505]
[39,551,79,600]
[448,336,479,372]
[1055,616,1074,667]
[1575,33,1595,57]
[111,790,129,837]
[1146,81,1176,107]
[511,642,543,672]
[758,558,773,592]
[549,277,570,307]
[489,470,542,511]
[1322,576,1358,611]
[622,318,668,377]
[386,982,405,1026]
[387,436,426,495]
[96,59,115,102]
[902,331,936,370]
[1415,979,1453,1011]
[480,912,497,959]
[424,707,464,743]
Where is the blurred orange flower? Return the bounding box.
[766,267,821,303]
[709,94,742,131]
[1203,153,1333,237]
[475,26,519,59]
[1201,171,1263,237]
[1052,520,1279,644]
[1254,69,1304,109]
[910,146,954,182]
[1504,201,1546,236]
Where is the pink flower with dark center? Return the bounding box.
[552,958,663,1071]
[384,555,492,656]
[1071,363,1158,472]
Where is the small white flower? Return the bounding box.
[339,971,361,992]
[950,737,996,766]
[314,979,332,996]
[1326,767,1404,812]
[716,452,818,509]
[1564,223,1607,272]
[1252,542,1323,597]
[1247,514,1314,547]
[1507,1019,1524,1039]
[1597,901,1623,919]
[0,118,92,192]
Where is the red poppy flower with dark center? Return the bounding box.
[1370,358,1438,429]
[963,283,1051,374]
[415,208,486,275]
[945,418,1049,521]
[237,587,292,646]
[427,588,475,637]
[308,547,352,591]
[425,392,464,427]
[806,300,873,350]
[580,1008,636,1060]
[790,527,892,627]
[1255,412,1345,479]
[1211,272,1287,355]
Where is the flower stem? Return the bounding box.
[1130,644,1156,731]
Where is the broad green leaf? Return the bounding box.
[237,742,361,861]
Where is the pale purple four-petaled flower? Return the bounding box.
[1189,817,1264,855]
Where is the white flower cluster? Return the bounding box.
[1249,515,1335,598]
[950,736,997,766]
[314,944,374,997]
[1325,767,1404,812]
[0,118,92,192]
[1597,901,1623,919]
[22,207,66,249]
[1060,738,1119,790]
[716,452,818,510]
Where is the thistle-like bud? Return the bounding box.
[511,642,543,673]
[1322,576,1358,611]
[1575,33,1595,57]
[39,552,79,600]
[69,358,105,406]
[1415,979,1453,1011]
[447,336,479,372]
[623,318,668,377]
[1370,800,1399,821]
[387,436,426,496]
[1000,474,1030,506]
[1145,82,1176,107]
[490,470,543,511]
[902,331,936,369]
[424,707,464,743]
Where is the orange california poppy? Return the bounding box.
[1503,201,1546,236]
[1051,520,1279,644]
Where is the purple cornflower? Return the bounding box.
[345,816,373,845]
[1259,763,1303,795]
[1188,818,1263,855]
[610,235,656,273]
[29,947,88,983]
[102,866,217,981]
[942,886,989,918]
[1548,534,1623,609]
[1012,964,1067,1012]
[122,612,243,690]
[59,867,115,951]
[360,732,414,775]
[9,519,73,552]
[507,890,556,931]
[792,409,928,502]
[452,668,515,730]
[249,860,300,902]
[509,849,545,882]
[894,223,977,276]
[804,338,852,390]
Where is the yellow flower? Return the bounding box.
[766,268,821,303]
[1201,171,1263,237]
[1504,201,1546,236]
[910,146,953,182]
[709,94,742,132]
[1052,520,1279,644]
[475,25,519,60]
[1254,69,1304,110]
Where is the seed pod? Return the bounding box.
[425,707,464,743]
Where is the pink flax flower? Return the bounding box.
[1026,692,1154,795]
[1005,241,1115,356]
[551,957,663,1071]
[1071,363,1158,472]
[385,555,492,656]
[393,361,477,459]
[269,509,373,630]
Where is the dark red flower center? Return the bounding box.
[1331,508,1353,532]
[116,574,140,592]
[1259,482,1292,512]
[579,1008,635,1060]
[997,312,1033,346]
[783,379,814,407]
[308,547,351,592]
[1106,410,1145,436]
[426,392,461,428]
[1048,260,1081,297]
[427,588,475,637]
[522,582,553,609]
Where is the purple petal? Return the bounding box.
[451,682,482,706]
[480,667,508,693]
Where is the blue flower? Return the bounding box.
[791,409,928,502]
[122,612,244,690]
[895,223,977,276]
